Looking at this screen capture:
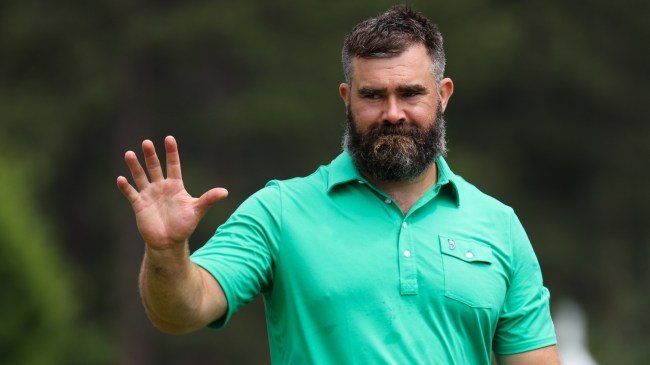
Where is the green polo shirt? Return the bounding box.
[191,152,557,364]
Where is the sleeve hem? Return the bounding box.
[493,337,558,355]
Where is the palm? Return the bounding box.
[117,137,228,249]
[132,179,198,248]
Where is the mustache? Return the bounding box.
[365,121,423,137]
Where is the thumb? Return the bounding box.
[195,187,229,215]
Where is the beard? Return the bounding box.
[342,101,447,182]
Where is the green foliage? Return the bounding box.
[0,156,114,365]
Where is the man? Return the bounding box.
[117,5,561,364]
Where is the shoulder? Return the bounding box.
[437,156,515,218]
[453,174,515,217]
[264,163,331,197]
[237,155,347,216]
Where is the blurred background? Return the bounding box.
[1,0,648,364]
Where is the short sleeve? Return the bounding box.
[190,182,281,329]
[492,211,557,355]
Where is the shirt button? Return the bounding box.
[402,222,408,229]
[448,239,456,249]
[358,180,364,184]
[465,252,474,259]
[384,198,392,204]
[403,250,411,257]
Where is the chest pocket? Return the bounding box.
[439,235,499,308]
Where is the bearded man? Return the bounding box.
[117,5,560,364]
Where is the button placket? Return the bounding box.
[398,218,418,295]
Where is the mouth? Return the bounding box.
[372,134,418,157]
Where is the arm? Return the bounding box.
[497,345,562,365]
[117,136,229,333]
[138,242,227,333]
[494,213,558,361]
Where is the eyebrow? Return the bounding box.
[357,84,428,95]
[396,84,428,94]
[357,86,387,95]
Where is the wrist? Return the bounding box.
[144,239,189,254]
[143,241,191,276]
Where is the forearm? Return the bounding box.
[139,242,216,333]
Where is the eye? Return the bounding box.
[357,88,386,101]
[398,85,427,99]
[360,91,383,100]
[400,90,424,99]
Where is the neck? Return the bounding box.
[364,162,438,215]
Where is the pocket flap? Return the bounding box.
[439,235,493,264]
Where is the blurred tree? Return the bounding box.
[0,155,114,365]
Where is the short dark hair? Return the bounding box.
[342,5,446,84]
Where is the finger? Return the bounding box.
[164,136,183,180]
[195,187,229,217]
[124,150,150,190]
[142,139,164,182]
[116,176,140,205]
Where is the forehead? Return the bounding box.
[350,44,435,88]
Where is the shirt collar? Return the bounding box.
[434,155,461,206]
[326,151,362,191]
[327,151,461,206]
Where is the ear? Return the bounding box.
[339,82,350,107]
[438,78,454,112]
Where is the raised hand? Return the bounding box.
[116,136,228,250]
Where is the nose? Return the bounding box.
[382,96,406,124]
